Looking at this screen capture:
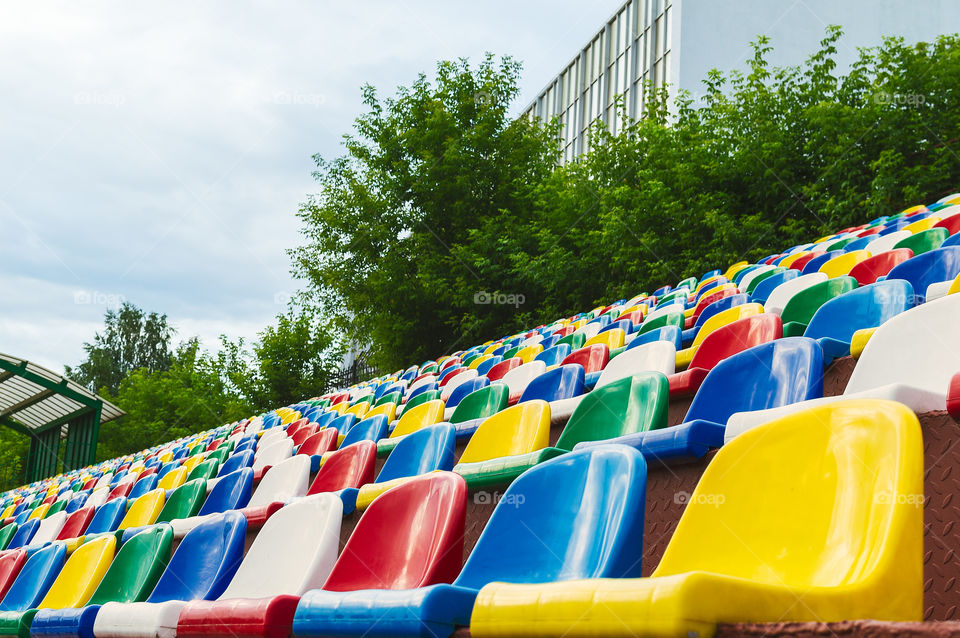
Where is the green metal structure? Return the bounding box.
[0,353,124,484]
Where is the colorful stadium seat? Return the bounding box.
[894,227,949,255]
[763,272,828,315]
[0,543,65,617]
[847,247,914,285]
[886,246,960,302]
[306,441,376,495]
[779,276,858,336]
[0,551,26,603]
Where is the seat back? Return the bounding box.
[38,534,115,609]
[446,377,490,409]
[653,400,922,610]
[128,474,160,500]
[198,468,253,517]
[818,250,871,278]
[322,472,467,591]
[848,248,914,285]
[0,542,65,611]
[220,494,342,599]
[780,276,858,328]
[156,479,206,523]
[458,401,551,464]
[596,341,675,388]
[500,361,548,402]
[217,450,254,478]
[449,384,509,424]
[248,455,311,508]
[297,429,339,457]
[560,345,609,375]
[307,441,377,494]
[146,511,246,603]
[30,511,67,546]
[894,227,949,255]
[886,246,960,302]
[0,549,27,602]
[56,507,95,540]
[804,279,914,344]
[688,314,783,372]
[636,311,684,336]
[556,372,669,451]
[763,273,828,315]
[392,400,445,437]
[377,423,457,483]
[691,303,764,348]
[456,446,647,590]
[685,337,824,424]
[8,516,41,548]
[0,524,16,551]
[338,414,386,447]
[89,525,173,604]
[866,229,912,254]
[692,293,749,329]
[118,489,165,530]
[157,467,187,492]
[518,365,584,404]
[252,438,294,476]
[801,250,844,275]
[440,369,479,401]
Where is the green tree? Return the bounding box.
[66,302,174,395]
[291,54,560,370]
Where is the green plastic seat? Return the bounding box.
[555,372,669,451]
[156,479,206,523]
[185,459,218,483]
[637,311,684,336]
[657,290,688,305]
[0,523,16,551]
[375,391,402,407]
[745,267,786,296]
[676,276,697,291]
[205,448,229,468]
[449,384,509,424]
[781,276,858,337]
[352,395,374,406]
[44,501,66,517]
[893,227,949,256]
[400,389,441,415]
[90,525,173,603]
[186,445,204,457]
[555,332,586,350]
[501,346,522,360]
[824,237,855,251]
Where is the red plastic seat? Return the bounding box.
[856,227,880,238]
[438,367,469,388]
[848,248,914,285]
[439,357,461,372]
[615,310,643,326]
[137,467,157,479]
[106,481,133,502]
[290,424,320,447]
[41,494,56,505]
[486,357,522,382]
[306,440,376,495]
[55,507,95,540]
[668,314,783,397]
[81,478,98,491]
[329,393,350,405]
[551,325,575,339]
[322,472,467,591]
[692,288,739,321]
[0,548,27,601]
[788,253,818,271]
[935,212,960,236]
[948,372,960,422]
[284,418,310,439]
[296,429,338,457]
[561,344,610,375]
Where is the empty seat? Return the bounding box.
[779,276,858,336]
[866,229,912,254]
[471,400,923,637]
[886,246,960,302]
[728,292,960,438]
[55,508,95,542]
[0,543,65,616]
[294,445,647,638]
[894,227,949,255]
[292,472,467,637]
[847,248,914,285]
[447,384,509,436]
[295,429,339,457]
[306,441,376,495]
[818,249,871,278]
[339,415,389,448]
[0,551,26,603]
[26,511,67,548]
[93,512,247,638]
[675,303,764,368]
[498,361,547,405]
[176,494,343,638]
[763,272,828,315]
[6,519,41,550]
[380,400,445,456]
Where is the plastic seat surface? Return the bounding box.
[763,272,828,315]
[470,400,923,637]
[247,455,310,509]
[155,479,206,524]
[339,415,389,448]
[847,248,914,285]
[27,512,67,548]
[0,551,26,603]
[35,534,115,609]
[626,325,682,351]
[559,345,608,376]
[818,250,871,278]
[865,229,912,254]
[499,361,547,405]
[296,429,339,457]
[294,446,648,638]
[307,441,376,495]
[894,227,948,255]
[84,499,127,537]
[886,246,960,302]
[779,276,858,336]
[117,489,165,530]
[517,365,584,404]
[55,507,95,542]
[127,474,160,500]
[251,439,294,477]
[595,340,675,388]
[198,468,253,517]
[392,400,445,438]
[0,543,65,612]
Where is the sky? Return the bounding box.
[0,1,623,372]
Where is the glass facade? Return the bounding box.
[522,0,673,163]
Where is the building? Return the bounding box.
[523,0,960,163]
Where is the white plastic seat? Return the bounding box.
[925,279,954,302]
[94,601,185,638]
[440,368,478,402]
[865,230,912,255]
[500,360,548,405]
[94,473,114,490]
[407,374,438,395]
[84,486,111,510]
[736,264,777,293]
[257,428,288,449]
[763,272,828,315]
[521,334,544,348]
[27,510,67,547]
[727,293,960,442]
[247,454,310,508]
[549,341,677,421]
[573,322,603,341]
[251,438,294,475]
[643,300,685,324]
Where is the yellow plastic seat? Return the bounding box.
[850,327,878,359]
[515,345,544,364]
[326,402,349,416]
[723,261,749,279]
[28,503,50,520]
[675,303,764,369]
[470,399,923,637]
[818,249,872,278]
[902,216,940,234]
[901,204,927,215]
[483,343,502,356]
[39,535,116,609]
[947,272,960,295]
[583,329,624,350]
[155,451,173,464]
[118,488,165,529]
[391,400,445,439]
[779,251,810,268]
[468,355,493,370]
[156,467,187,492]
[0,504,14,519]
[344,402,369,419]
[364,402,397,423]
[181,455,204,475]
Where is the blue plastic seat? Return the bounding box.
[155,461,179,481]
[626,325,682,352]
[437,365,463,385]
[518,365,585,404]
[841,236,873,253]
[800,250,844,275]
[538,334,560,350]
[83,498,127,536]
[943,232,960,248]
[534,344,571,367]
[128,475,160,500]
[0,543,65,612]
[700,269,721,280]
[5,519,40,550]
[802,280,915,363]
[405,382,438,403]
[340,415,389,447]
[475,356,502,377]
[328,414,358,438]
[577,337,825,463]
[215,450,254,479]
[198,468,254,517]
[681,293,750,347]
[293,445,647,638]
[885,246,960,302]
[65,492,89,514]
[377,423,456,482]
[878,220,909,235]
[597,319,632,336]
[750,270,799,304]
[446,377,490,409]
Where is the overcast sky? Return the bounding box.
[0,1,623,371]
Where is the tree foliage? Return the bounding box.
[294,31,960,369]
